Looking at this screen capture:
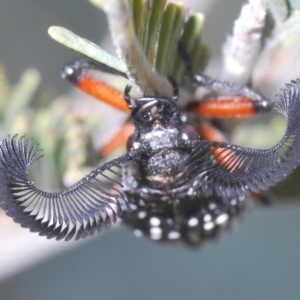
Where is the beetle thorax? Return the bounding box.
[125,96,199,192]
[126,120,198,192]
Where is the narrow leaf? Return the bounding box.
[48,26,127,77]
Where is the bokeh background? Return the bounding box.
[0,1,300,299]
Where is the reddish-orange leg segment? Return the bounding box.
[198,121,229,143]
[75,74,131,113]
[63,60,131,113]
[73,74,133,157]
[63,59,133,157]
[100,120,135,158]
[198,121,239,171]
[194,97,270,118]
[198,121,270,204]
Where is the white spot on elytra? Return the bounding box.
[133,229,143,237]
[150,227,162,240]
[203,222,215,231]
[215,213,229,225]
[149,217,161,226]
[138,211,147,219]
[203,214,212,223]
[168,231,180,240]
[208,203,216,210]
[188,217,199,227]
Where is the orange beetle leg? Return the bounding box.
[76,74,131,113]
[100,120,135,158]
[198,121,239,171]
[194,97,270,118]
[199,121,272,203]
[62,60,131,113]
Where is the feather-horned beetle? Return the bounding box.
[120,81,247,245]
[1,42,300,246]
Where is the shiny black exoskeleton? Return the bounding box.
[121,86,246,245]
[1,64,300,246]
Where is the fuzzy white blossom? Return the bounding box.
[221,0,266,84]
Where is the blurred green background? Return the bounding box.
[0,1,300,300]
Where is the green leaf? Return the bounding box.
[154,2,179,75]
[172,13,206,85]
[48,26,127,77]
[4,69,40,125]
[145,0,167,64]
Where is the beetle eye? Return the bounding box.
[181,125,199,141]
[127,134,134,152]
[127,133,140,151]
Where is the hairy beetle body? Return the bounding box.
[1,57,300,247]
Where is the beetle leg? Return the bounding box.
[100,120,135,158]
[190,71,271,104]
[178,41,273,116]
[62,58,131,113]
[252,192,272,205]
[197,121,236,168]
[197,121,272,204]
[190,96,272,118]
